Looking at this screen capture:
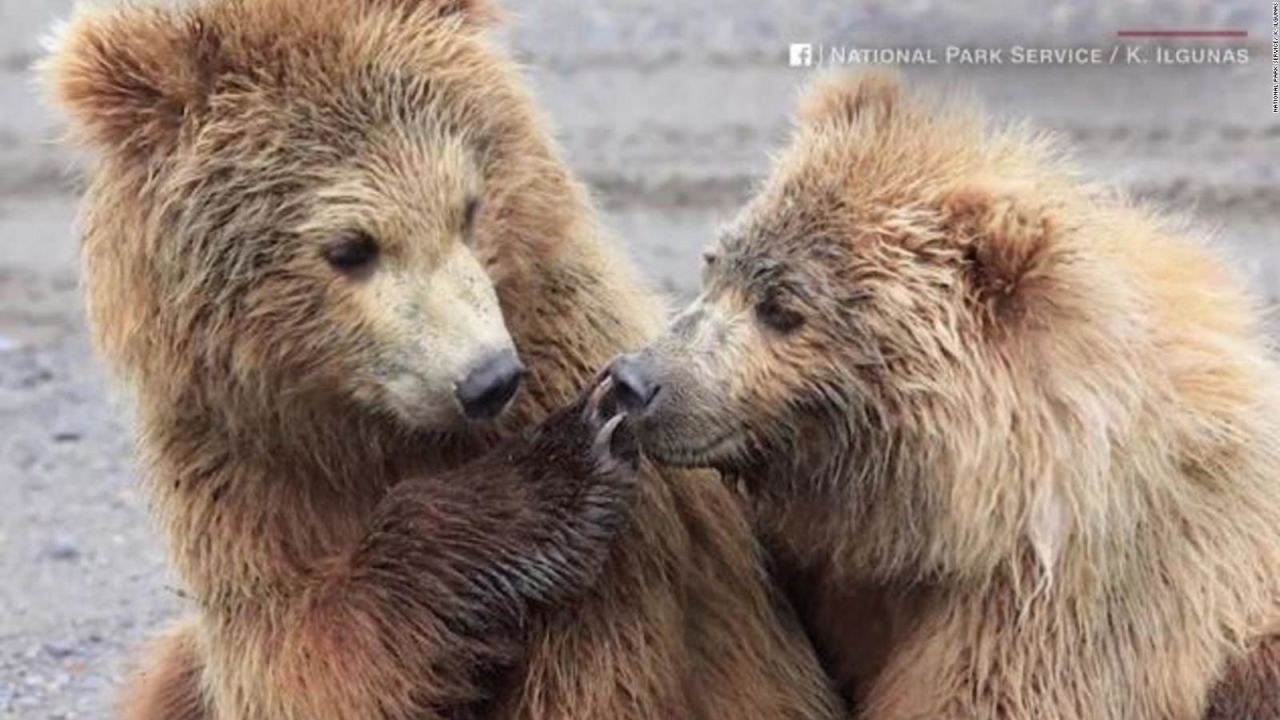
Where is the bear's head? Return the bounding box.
[44,0,545,431]
[610,72,1149,573]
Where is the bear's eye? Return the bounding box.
[756,297,805,334]
[324,230,380,276]
[462,196,482,243]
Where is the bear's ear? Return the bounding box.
[371,0,501,26]
[943,186,1060,322]
[797,70,901,130]
[432,0,500,25]
[41,6,216,159]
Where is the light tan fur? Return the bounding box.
[41,1,840,718]
[617,71,1280,719]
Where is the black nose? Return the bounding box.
[608,353,661,413]
[456,350,526,421]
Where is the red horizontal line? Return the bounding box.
[1116,30,1248,38]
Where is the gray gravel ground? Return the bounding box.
[2,0,1277,716]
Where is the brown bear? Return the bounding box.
[606,71,1280,719]
[41,0,841,718]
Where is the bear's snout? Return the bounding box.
[608,352,661,414]
[456,349,527,421]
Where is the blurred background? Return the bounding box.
[1,0,1275,716]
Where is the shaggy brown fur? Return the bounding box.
[123,390,646,719]
[610,71,1280,719]
[42,1,840,718]
[119,622,208,719]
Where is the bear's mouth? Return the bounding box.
[640,428,745,469]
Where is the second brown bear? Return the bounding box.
[610,72,1280,719]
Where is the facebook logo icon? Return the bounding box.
[789,43,814,67]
